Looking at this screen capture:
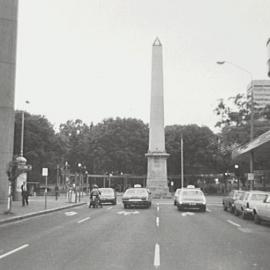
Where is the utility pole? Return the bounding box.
[181,135,184,188]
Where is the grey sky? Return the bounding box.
[15,0,270,132]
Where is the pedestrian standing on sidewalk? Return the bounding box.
[21,181,29,206]
[55,185,59,200]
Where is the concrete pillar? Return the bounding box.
[267,38,270,77]
[0,0,18,209]
[146,38,170,198]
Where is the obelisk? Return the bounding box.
[146,38,170,198]
[0,1,18,209]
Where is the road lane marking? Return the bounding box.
[182,212,195,217]
[156,217,159,227]
[77,217,90,223]
[154,243,160,268]
[65,211,77,216]
[238,228,252,233]
[227,220,241,227]
[117,210,139,216]
[0,244,29,260]
[107,207,112,210]
[157,205,160,212]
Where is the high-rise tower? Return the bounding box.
[146,38,170,198]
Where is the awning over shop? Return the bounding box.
[232,129,270,160]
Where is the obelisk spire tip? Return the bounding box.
[153,37,162,46]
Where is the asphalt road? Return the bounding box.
[0,196,270,270]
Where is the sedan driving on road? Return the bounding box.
[99,188,117,205]
[176,186,206,212]
[173,188,181,205]
[122,187,151,209]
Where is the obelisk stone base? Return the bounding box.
[146,152,171,199]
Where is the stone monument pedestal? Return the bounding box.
[146,152,171,199]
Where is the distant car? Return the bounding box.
[173,188,181,205]
[99,188,117,205]
[234,190,269,219]
[176,186,206,212]
[222,190,245,213]
[253,194,270,224]
[122,188,151,209]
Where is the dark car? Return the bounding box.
[99,188,117,205]
[122,188,151,209]
[222,190,244,213]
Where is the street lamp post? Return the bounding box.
[217,61,254,190]
[20,101,30,157]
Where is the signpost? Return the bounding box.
[42,168,48,209]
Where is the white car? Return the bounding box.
[253,194,270,224]
[173,188,181,205]
[176,186,206,212]
[234,190,269,219]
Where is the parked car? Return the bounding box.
[253,194,270,224]
[173,188,181,205]
[234,190,269,219]
[99,188,117,205]
[176,186,206,212]
[222,190,245,213]
[122,187,151,209]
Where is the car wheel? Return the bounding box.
[254,213,261,224]
[223,204,227,211]
[234,209,240,216]
[240,211,247,220]
[201,206,206,212]
[124,204,127,209]
[177,206,182,211]
[230,206,235,214]
[112,200,116,205]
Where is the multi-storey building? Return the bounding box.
[247,80,270,109]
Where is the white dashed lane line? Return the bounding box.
[227,220,241,227]
[0,244,29,260]
[156,217,159,227]
[77,217,90,224]
[154,243,160,268]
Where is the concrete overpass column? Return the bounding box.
[0,0,18,209]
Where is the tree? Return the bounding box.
[165,125,222,175]
[14,111,64,183]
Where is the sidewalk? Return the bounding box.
[0,194,88,225]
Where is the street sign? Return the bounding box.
[248,173,254,181]
[42,168,48,176]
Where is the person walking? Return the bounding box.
[21,181,29,206]
[55,185,59,200]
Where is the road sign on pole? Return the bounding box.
[42,168,48,209]
[248,173,254,181]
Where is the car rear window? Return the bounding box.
[100,189,114,194]
[125,189,147,195]
[250,194,268,201]
[181,190,204,197]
